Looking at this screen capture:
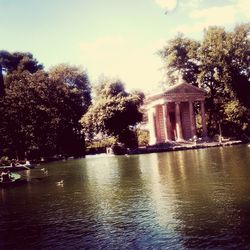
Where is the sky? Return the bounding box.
[0,0,249,92]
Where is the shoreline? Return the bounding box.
[1,140,245,165]
[128,140,245,155]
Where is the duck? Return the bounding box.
[56,180,64,186]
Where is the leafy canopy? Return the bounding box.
[0,52,91,159]
[81,79,144,147]
[159,23,250,137]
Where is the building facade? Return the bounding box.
[145,81,207,145]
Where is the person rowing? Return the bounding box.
[1,168,11,182]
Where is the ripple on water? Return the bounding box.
[1,146,250,249]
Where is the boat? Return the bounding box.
[16,161,35,169]
[0,162,35,172]
[0,172,23,187]
[0,165,30,172]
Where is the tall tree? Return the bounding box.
[0,50,43,96]
[0,64,4,96]
[0,55,91,159]
[49,64,91,156]
[0,50,43,74]
[0,70,55,158]
[159,35,200,86]
[159,23,250,137]
[81,79,144,148]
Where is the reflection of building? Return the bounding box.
[145,80,207,145]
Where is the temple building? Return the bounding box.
[144,79,207,145]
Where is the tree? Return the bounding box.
[0,51,43,74]
[136,129,149,146]
[48,64,91,157]
[0,51,43,96]
[0,54,91,159]
[81,79,144,148]
[0,64,4,96]
[0,51,44,158]
[49,64,91,114]
[159,23,250,137]
[0,70,56,158]
[159,35,200,86]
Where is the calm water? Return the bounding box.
[1,145,250,249]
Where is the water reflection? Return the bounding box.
[1,145,250,249]
[154,147,250,248]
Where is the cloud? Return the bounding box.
[154,0,177,12]
[190,5,236,26]
[172,23,207,35]
[80,36,126,55]
[236,0,250,18]
[179,0,202,8]
[172,0,250,36]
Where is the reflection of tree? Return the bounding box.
[78,155,147,247]
[83,154,179,247]
[0,186,43,249]
[155,147,250,248]
[138,153,177,229]
[1,147,250,248]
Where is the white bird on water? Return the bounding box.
[56,180,64,186]
[41,168,48,175]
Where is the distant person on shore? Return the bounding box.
[25,160,30,166]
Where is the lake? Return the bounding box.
[1,145,250,249]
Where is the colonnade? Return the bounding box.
[148,100,207,144]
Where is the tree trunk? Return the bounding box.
[0,64,5,96]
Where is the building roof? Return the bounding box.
[164,82,206,94]
[145,81,206,105]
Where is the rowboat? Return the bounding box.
[0,173,23,187]
[0,163,34,172]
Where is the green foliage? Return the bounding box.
[136,129,149,146]
[86,137,117,149]
[81,79,144,148]
[0,50,43,96]
[0,65,4,96]
[223,99,249,136]
[0,71,54,158]
[159,35,200,86]
[0,52,91,159]
[49,64,91,113]
[159,23,250,137]
[0,50,43,74]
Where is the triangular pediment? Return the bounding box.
[145,81,206,104]
[164,82,206,95]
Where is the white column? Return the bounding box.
[162,103,169,142]
[189,101,196,138]
[175,102,184,141]
[148,107,157,145]
[200,101,207,138]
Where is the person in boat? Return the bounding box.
[24,160,31,166]
[10,159,16,167]
[1,168,11,182]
